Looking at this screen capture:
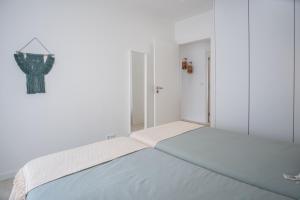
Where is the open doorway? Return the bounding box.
[130,51,147,132]
[179,39,211,125]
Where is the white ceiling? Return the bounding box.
[118,0,213,21]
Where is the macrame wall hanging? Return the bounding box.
[14,37,55,94]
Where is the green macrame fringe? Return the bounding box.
[14,52,55,94]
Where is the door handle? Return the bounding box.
[156,86,164,94]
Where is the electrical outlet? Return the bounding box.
[106,134,116,140]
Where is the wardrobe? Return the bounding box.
[215,0,300,143]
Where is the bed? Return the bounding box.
[10,121,300,200]
[27,148,291,200]
[132,122,300,200]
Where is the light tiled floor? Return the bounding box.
[0,179,13,200]
[131,123,144,132]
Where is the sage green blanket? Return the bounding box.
[27,149,292,200]
[156,127,300,199]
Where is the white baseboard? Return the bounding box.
[0,170,16,181]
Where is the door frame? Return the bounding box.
[206,51,211,124]
[129,50,148,133]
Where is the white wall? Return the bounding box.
[0,0,174,179]
[180,40,210,123]
[175,10,213,44]
[131,52,144,126]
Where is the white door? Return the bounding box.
[249,0,294,142]
[153,40,180,126]
[215,0,250,134]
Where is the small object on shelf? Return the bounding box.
[187,62,193,74]
[181,58,187,70]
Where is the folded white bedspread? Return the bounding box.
[9,137,147,200]
[130,121,204,147]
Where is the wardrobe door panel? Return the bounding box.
[295,0,300,144]
[249,0,294,141]
[215,0,249,134]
